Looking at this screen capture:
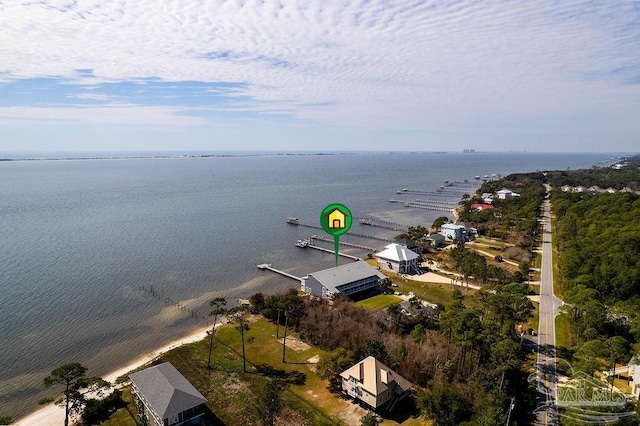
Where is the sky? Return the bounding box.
[0,0,639,153]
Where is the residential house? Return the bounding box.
[395,238,422,255]
[471,203,494,211]
[496,188,520,199]
[129,362,207,426]
[340,356,413,410]
[629,357,640,399]
[425,233,446,248]
[481,192,494,204]
[301,262,385,299]
[375,243,420,274]
[561,185,573,192]
[440,223,466,241]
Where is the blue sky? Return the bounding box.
[1,0,639,152]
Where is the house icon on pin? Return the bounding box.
[328,208,347,229]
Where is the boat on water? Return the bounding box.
[295,239,309,248]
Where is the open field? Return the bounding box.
[355,294,402,310]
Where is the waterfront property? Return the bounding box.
[440,223,466,241]
[375,243,420,274]
[340,356,413,410]
[129,362,207,426]
[301,262,385,299]
[496,188,520,199]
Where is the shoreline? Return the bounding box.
[14,324,215,426]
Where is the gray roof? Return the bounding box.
[306,262,385,292]
[376,243,418,262]
[129,362,207,420]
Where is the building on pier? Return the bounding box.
[301,262,385,299]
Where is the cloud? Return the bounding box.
[0,0,639,148]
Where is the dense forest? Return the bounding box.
[549,157,640,377]
[250,285,535,425]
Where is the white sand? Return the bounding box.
[14,325,214,426]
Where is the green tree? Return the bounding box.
[207,297,227,369]
[254,379,284,426]
[316,348,356,392]
[43,363,110,426]
[230,305,251,373]
[418,383,471,426]
[360,411,378,426]
[0,416,12,424]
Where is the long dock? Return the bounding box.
[310,235,380,252]
[403,202,454,212]
[296,243,362,261]
[286,218,394,242]
[256,264,301,281]
[358,216,406,232]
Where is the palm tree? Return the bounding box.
[207,297,227,369]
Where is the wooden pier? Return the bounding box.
[256,264,301,281]
[310,235,380,252]
[286,219,394,242]
[295,243,363,261]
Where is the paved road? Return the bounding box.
[536,188,564,425]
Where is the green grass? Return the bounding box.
[102,386,137,426]
[105,317,342,426]
[528,301,539,331]
[354,294,402,310]
[384,274,483,309]
[555,313,572,348]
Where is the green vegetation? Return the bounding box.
[354,294,402,310]
[549,156,640,387]
[555,314,572,349]
[43,362,110,426]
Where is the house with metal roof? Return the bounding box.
[301,262,385,299]
[340,356,413,410]
[496,188,520,199]
[129,362,207,426]
[375,243,420,274]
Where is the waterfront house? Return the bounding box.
[481,192,494,204]
[496,188,520,199]
[425,233,446,248]
[375,243,420,274]
[440,223,467,241]
[471,203,494,211]
[130,362,207,426]
[340,356,413,410]
[301,262,385,299]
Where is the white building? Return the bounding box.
[496,188,520,199]
[440,223,466,241]
[301,262,385,299]
[375,243,419,274]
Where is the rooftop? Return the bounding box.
[129,362,207,420]
[304,262,384,292]
[375,243,419,262]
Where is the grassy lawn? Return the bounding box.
[102,386,137,426]
[528,302,539,332]
[555,313,572,348]
[355,294,402,310]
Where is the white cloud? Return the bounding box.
[0,0,639,148]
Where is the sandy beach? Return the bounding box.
[14,325,214,426]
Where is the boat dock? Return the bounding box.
[256,264,301,281]
[295,242,362,261]
[310,235,380,252]
[358,216,406,232]
[403,202,454,212]
[286,218,394,242]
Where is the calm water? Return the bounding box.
[0,152,611,418]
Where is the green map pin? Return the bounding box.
[320,203,352,267]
